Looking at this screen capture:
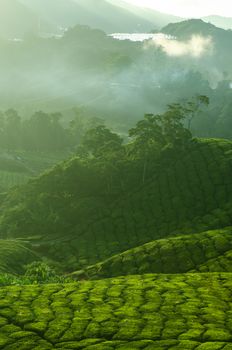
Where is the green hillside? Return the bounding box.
[0,273,231,349]
[0,239,37,274]
[73,227,232,279]
[1,138,232,271]
[0,151,69,191]
[0,111,231,347]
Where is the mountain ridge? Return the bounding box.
[19,0,157,33]
[203,15,232,30]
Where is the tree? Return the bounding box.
[69,107,104,148]
[77,125,125,193]
[4,109,22,150]
[184,95,210,130]
[129,102,192,154]
[80,125,123,158]
[23,111,70,152]
[128,102,193,183]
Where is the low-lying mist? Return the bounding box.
[148,35,213,58]
[0,24,231,132]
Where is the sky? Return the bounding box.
[122,0,232,18]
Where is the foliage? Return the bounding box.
[183,94,210,130]
[0,262,74,286]
[24,261,58,283]
[0,108,105,153]
[128,102,192,158]
[0,273,32,286]
[80,124,123,158]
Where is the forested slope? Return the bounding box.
[1,137,232,272]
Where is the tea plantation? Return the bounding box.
[2,138,231,271]
[0,138,231,348]
[74,228,232,279]
[0,151,69,191]
[0,274,231,349]
[0,240,37,274]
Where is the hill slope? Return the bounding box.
[161,18,232,47]
[162,18,232,39]
[107,0,183,29]
[19,0,156,33]
[1,138,232,271]
[74,227,232,279]
[161,19,232,71]
[0,0,168,39]
[0,239,37,274]
[0,136,231,346]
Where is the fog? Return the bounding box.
[0,22,231,133]
[149,35,213,58]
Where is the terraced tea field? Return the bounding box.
[0,274,231,349]
[0,171,30,190]
[0,239,37,274]
[0,151,69,191]
[74,228,232,279]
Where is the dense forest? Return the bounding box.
[0,1,232,349]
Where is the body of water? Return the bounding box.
[109,33,175,42]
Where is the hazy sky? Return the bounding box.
[123,0,232,18]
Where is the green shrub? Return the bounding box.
[24,262,58,283]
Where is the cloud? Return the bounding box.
[149,35,213,58]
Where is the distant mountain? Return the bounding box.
[161,19,232,75]
[161,18,228,38]
[161,18,232,53]
[203,15,232,30]
[106,0,183,29]
[0,0,188,39]
[19,0,158,33]
[0,0,39,39]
